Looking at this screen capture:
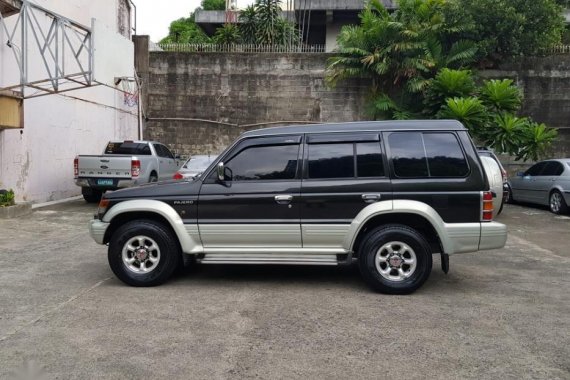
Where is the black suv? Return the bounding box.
[90,121,507,294]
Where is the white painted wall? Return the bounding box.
[0,0,138,203]
[326,22,342,52]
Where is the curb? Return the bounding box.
[0,203,32,219]
[32,195,83,209]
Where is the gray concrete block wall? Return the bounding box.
[144,51,569,160]
[144,52,368,156]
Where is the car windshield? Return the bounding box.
[183,156,215,170]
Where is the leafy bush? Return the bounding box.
[0,189,15,207]
[480,79,522,114]
[424,69,476,114]
[160,16,211,44]
[455,0,564,62]
[214,24,241,44]
[201,0,225,11]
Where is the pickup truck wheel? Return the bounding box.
[358,224,432,295]
[82,187,102,203]
[108,220,180,286]
[149,173,158,183]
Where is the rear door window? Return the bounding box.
[307,138,384,179]
[388,132,469,178]
[308,143,355,179]
[541,161,564,176]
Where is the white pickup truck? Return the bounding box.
[74,140,180,202]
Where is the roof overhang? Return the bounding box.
[0,0,21,17]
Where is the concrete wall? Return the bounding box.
[143,52,368,156]
[480,56,570,170]
[0,0,138,203]
[142,52,570,173]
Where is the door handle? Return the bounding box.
[275,195,293,205]
[362,193,381,203]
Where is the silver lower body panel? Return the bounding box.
[198,252,344,265]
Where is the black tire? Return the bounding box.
[358,224,432,295]
[549,190,569,215]
[498,200,504,215]
[82,187,102,203]
[506,184,515,204]
[108,219,180,286]
[149,172,158,183]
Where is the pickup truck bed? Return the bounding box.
[74,140,179,203]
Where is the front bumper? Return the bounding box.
[479,221,508,251]
[89,219,110,245]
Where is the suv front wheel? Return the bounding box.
[358,224,432,294]
[108,220,180,286]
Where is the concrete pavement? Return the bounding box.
[0,200,569,379]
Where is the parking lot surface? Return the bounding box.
[0,200,569,379]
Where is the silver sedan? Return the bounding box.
[173,155,218,180]
[508,159,570,214]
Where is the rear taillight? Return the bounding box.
[173,172,183,180]
[482,191,494,221]
[74,158,78,178]
[131,159,140,177]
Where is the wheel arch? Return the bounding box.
[102,200,203,254]
[344,200,449,256]
[350,213,443,257]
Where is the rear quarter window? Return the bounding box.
[388,132,469,178]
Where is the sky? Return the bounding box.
[134,0,254,42]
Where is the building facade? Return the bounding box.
[0,0,138,203]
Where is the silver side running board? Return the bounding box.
[198,253,342,266]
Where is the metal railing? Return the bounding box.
[544,45,570,54]
[155,43,326,53]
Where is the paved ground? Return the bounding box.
[0,200,569,379]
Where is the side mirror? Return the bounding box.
[217,162,225,181]
[516,171,524,177]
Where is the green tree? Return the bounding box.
[160,15,210,44]
[327,0,477,119]
[239,5,258,43]
[201,0,225,11]
[438,97,489,134]
[479,79,522,114]
[424,69,476,115]
[326,0,560,160]
[214,24,241,44]
[217,0,299,45]
[455,0,564,62]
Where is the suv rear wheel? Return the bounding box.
[358,224,432,294]
[108,220,180,286]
